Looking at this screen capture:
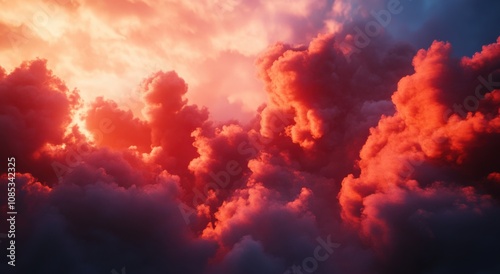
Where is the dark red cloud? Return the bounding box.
[85,97,151,152]
[339,38,500,273]
[141,71,210,175]
[256,32,414,181]
[0,59,79,159]
[0,59,80,185]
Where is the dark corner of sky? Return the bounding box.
[388,0,500,57]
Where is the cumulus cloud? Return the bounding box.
[339,38,500,273]
[0,59,79,159]
[1,1,500,273]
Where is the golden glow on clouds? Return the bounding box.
[0,0,337,121]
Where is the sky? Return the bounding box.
[0,0,500,273]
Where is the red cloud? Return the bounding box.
[85,97,151,152]
[339,38,500,271]
[141,71,210,175]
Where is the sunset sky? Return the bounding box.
[1,0,500,273]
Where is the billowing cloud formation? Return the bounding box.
[339,39,500,272]
[1,2,500,274]
[0,59,81,184]
[85,97,151,153]
[0,59,79,159]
